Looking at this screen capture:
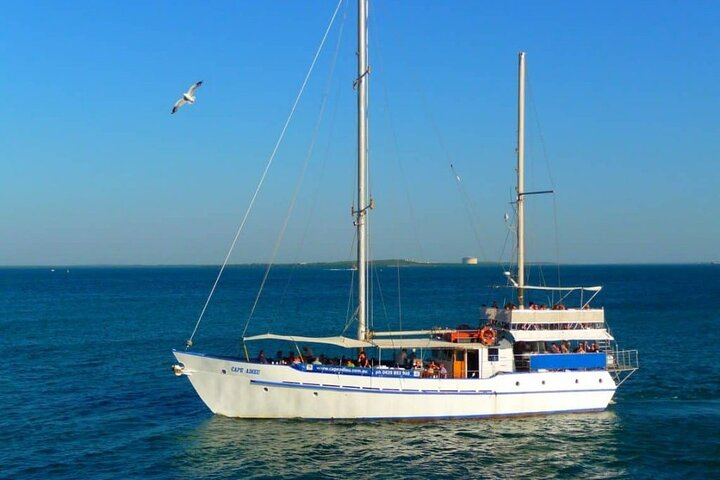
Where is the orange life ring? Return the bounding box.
[480,326,496,345]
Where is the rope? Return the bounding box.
[372,262,391,329]
[527,73,562,290]
[242,1,347,338]
[266,3,349,331]
[396,259,403,332]
[450,163,489,262]
[186,0,344,348]
[370,21,427,263]
[341,231,358,337]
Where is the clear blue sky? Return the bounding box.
[1,0,718,266]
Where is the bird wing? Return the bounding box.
[171,97,187,114]
[187,80,203,96]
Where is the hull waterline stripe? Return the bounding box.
[216,408,608,421]
[249,379,614,396]
[299,408,607,420]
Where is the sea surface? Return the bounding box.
[1,264,719,479]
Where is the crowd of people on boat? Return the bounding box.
[514,322,603,331]
[501,301,570,310]
[255,347,377,368]
[419,359,448,378]
[485,300,592,311]
[254,346,448,377]
[546,340,600,354]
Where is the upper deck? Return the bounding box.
[485,307,605,327]
[484,307,613,342]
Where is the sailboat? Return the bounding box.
[172,1,638,419]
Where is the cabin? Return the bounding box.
[242,298,637,383]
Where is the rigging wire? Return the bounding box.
[241,0,346,339]
[341,231,359,336]
[396,259,403,332]
[450,163,489,262]
[522,73,562,292]
[527,76,562,288]
[372,263,392,331]
[365,5,373,338]
[369,12,428,263]
[253,0,349,335]
[186,0,345,348]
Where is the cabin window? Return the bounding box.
[488,348,499,362]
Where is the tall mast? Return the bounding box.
[517,51,526,308]
[356,0,369,340]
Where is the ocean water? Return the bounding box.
[1,264,719,479]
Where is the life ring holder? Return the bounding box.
[480,326,496,346]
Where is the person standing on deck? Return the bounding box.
[395,349,408,368]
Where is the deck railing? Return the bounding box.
[606,349,639,386]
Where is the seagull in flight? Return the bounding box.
[171,80,203,114]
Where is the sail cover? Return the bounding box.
[502,285,603,292]
[243,333,373,349]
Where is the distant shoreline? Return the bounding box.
[1,260,717,268]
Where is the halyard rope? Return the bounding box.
[187,0,345,348]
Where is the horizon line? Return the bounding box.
[1,260,717,268]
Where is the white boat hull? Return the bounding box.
[174,351,616,419]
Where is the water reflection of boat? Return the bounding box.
[174,412,626,478]
[172,0,638,420]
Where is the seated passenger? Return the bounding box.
[346,359,355,367]
[428,360,438,377]
[357,351,369,368]
[275,350,285,364]
[302,346,315,363]
[560,341,570,353]
[439,363,448,378]
[551,343,561,353]
[257,350,268,364]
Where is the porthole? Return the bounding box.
[599,378,603,383]
[221,369,227,374]
[313,392,319,396]
[541,380,545,385]
[575,379,579,384]
[515,381,520,386]
[264,387,269,392]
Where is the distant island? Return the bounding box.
[237,259,502,268]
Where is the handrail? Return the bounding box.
[607,349,639,387]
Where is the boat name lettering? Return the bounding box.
[231,366,244,373]
[246,369,261,375]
